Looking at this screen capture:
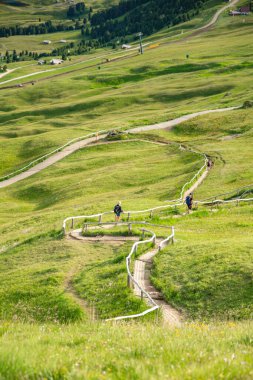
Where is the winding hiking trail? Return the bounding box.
[134,245,182,326]
[65,161,211,326]
[0,0,246,328]
[0,106,238,323]
[69,228,182,325]
[0,106,237,188]
[183,165,210,200]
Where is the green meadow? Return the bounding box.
[0,30,81,53]
[0,0,117,29]
[0,0,253,378]
[0,321,252,379]
[0,6,253,177]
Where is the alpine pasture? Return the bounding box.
[0,0,252,378]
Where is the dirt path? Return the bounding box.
[64,263,95,320]
[201,0,239,29]
[0,134,105,188]
[183,167,210,200]
[0,107,237,189]
[65,230,139,319]
[0,69,17,79]
[129,107,237,133]
[70,228,139,244]
[134,246,182,326]
[69,229,181,325]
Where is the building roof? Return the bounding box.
[50,59,64,64]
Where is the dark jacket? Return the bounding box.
[114,204,122,214]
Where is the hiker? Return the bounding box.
[207,159,212,168]
[185,193,193,213]
[114,202,123,222]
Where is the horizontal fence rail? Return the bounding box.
[62,195,253,235]
[195,184,253,203]
[63,193,253,321]
[196,197,253,206]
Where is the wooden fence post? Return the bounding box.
[171,227,175,244]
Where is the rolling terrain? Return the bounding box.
[0,0,252,378]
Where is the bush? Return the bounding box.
[242,100,253,109]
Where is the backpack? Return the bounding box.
[114,204,121,213]
[186,196,191,205]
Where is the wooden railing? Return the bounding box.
[69,220,175,321]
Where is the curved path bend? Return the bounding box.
[134,246,182,326]
[0,106,237,188]
[69,228,182,325]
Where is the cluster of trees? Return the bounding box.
[0,37,109,65]
[90,0,149,25]
[67,2,86,18]
[0,3,91,38]
[0,0,209,47]
[0,50,40,63]
[41,39,102,60]
[0,20,77,38]
[87,0,208,41]
[0,0,211,62]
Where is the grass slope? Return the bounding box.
[0,322,252,379]
[0,140,199,322]
[0,3,252,378]
[152,204,253,321]
[0,6,253,176]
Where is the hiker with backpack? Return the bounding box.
[185,193,193,213]
[114,202,123,222]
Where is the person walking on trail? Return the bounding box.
[114,202,123,222]
[185,193,193,213]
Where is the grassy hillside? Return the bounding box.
[0,321,252,379]
[0,5,253,177]
[0,140,201,323]
[0,1,253,378]
[152,204,253,320]
[0,0,113,26]
[0,129,252,324]
[142,108,253,197]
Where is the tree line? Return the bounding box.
[87,0,209,41]
[0,2,89,38]
[0,38,104,65]
[0,20,77,38]
[0,0,211,61]
[67,2,87,18]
